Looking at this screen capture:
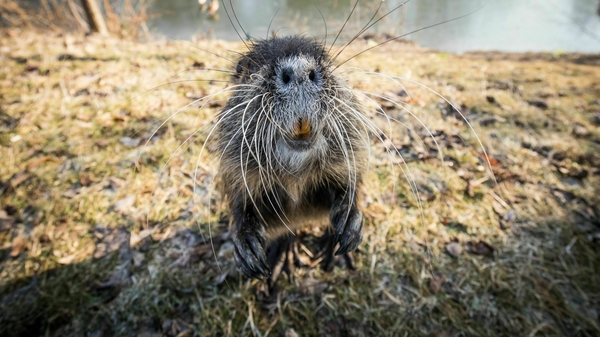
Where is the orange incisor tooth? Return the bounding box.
[294,118,311,138]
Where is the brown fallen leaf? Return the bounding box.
[380,191,398,204]
[112,194,136,214]
[466,180,475,197]
[573,123,589,138]
[108,176,126,190]
[57,254,77,265]
[500,209,517,229]
[429,274,446,294]
[96,139,109,147]
[79,174,94,187]
[446,242,462,258]
[527,100,548,109]
[492,200,506,215]
[323,320,342,337]
[217,241,234,258]
[432,331,453,337]
[93,227,131,259]
[214,272,228,285]
[132,251,146,267]
[479,115,506,127]
[478,152,502,168]
[27,156,53,170]
[119,137,140,147]
[300,276,328,295]
[63,187,80,198]
[191,60,205,69]
[191,244,212,261]
[10,170,30,188]
[285,329,300,337]
[96,268,131,288]
[468,241,495,256]
[0,210,16,231]
[10,236,28,257]
[172,320,193,337]
[130,228,154,246]
[590,113,600,125]
[405,95,424,106]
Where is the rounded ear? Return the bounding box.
[235,61,243,75]
[233,57,261,84]
[233,58,247,83]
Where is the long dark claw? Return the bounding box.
[233,228,271,279]
[330,206,364,256]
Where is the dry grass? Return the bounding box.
[0,29,599,336]
[0,0,154,40]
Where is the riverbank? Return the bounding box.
[1,29,599,336]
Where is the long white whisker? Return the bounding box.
[238,94,296,235]
[351,89,446,165]
[193,94,267,278]
[252,97,292,227]
[330,95,425,227]
[359,71,498,186]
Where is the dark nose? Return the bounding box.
[281,67,294,84]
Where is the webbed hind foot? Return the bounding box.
[265,235,302,288]
[318,226,357,272]
[256,235,302,302]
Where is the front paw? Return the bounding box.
[330,205,364,255]
[233,226,270,279]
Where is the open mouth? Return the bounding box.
[286,118,313,151]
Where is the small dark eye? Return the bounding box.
[282,72,291,84]
[309,70,316,82]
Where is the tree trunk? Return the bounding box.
[80,0,108,35]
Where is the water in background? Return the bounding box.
[148,0,600,53]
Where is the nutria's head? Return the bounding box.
[217,35,367,179]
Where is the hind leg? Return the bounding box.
[256,235,302,302]
[265,235,301,288]
[318,226,356,272]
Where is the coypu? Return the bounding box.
[206,1,490,284]
[215,35,370,282]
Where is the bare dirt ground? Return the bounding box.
[1,29,599,336]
